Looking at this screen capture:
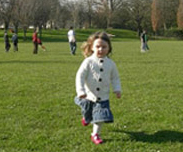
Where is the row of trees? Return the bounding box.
[0,0,183,35]
[151,0,183,33]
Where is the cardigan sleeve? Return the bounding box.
[111,62,121,93]
[75,59,88,97]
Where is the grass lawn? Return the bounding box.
[0,28,138,43]
[0,40,183,152]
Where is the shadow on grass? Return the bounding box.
[109,130,183,143]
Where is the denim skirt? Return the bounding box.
[74,97,113,124]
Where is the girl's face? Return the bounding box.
[92,38,109,58]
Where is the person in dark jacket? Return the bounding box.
[12,30,18,51]
[4,31,11,52]
[140,30,149,53]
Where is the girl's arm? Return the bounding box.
[76,60,88,98]
[111,62,122,98]
[114,91,121,99]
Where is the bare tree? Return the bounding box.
[0,0,181,36]
[0,0,15,31]
[158,0,179,30]
[11,0,22,33]
[66,0,86,28]
[18,0,34,40]
[48,0,63,29]
[31,0,51,37]
[128,0,152,35]
[59,5,71,28]
[79,0,95,28]
[94,0,124,28]
[110,1,131,29]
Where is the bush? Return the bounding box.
[164,28,183,39]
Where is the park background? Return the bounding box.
[0,0,183,38]
[0,0,183,152]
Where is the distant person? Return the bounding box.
[140,30,149,52]
[4,31,11,52]
[11,30,18,51]
[37,38,46,51]
[67,26,77,55]
[32,29,38,54]
[74,32,122,145]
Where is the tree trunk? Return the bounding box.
[4,22,9,32]
[38,26,42,39]
[23,27,27,41]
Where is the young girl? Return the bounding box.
[74,32,122,145]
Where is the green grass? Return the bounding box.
[0,28,138,43]
[0,40,183,152]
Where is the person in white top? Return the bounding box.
[67,26,77,55]
[74,32,122,145]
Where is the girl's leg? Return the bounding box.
[92,122,103,136]
[91,122,103,144]
[74,97,93,125]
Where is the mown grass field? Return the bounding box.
[0,39,183,152]
[0,28,138,43]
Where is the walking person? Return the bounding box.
[140,30,149,52]
[67,26,77,55]
[74,32,122,145]
[4,31,11,52]
[12,30,18,51]
[32,29,38,54]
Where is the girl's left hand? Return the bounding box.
[115,91,121,99]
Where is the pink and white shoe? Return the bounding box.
[91,134,103,145]
[81,118,89,126]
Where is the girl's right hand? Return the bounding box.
[79,94,87,99]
